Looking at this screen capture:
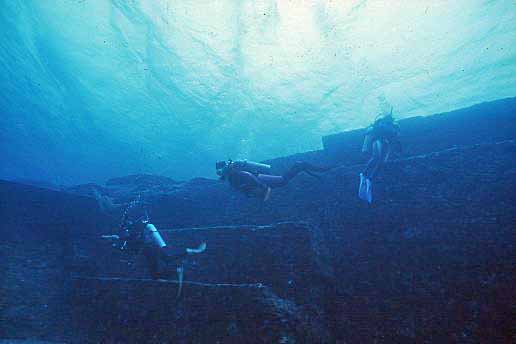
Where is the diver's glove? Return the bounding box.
[186,242,207,254]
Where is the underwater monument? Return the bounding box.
[1,98,515,342]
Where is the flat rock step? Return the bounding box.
[74,221,328,304]
[71,275,265,289]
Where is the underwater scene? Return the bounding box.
[0,1,515,343]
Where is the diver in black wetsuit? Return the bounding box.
[359,111,401,203]
[102,219,206,280]
[216,159,331,201]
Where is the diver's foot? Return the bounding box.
[365,178,373,204]
[187,242,207,254]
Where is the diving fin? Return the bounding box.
[176,265,184,298]
[186,242,207,254]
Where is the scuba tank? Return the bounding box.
[118,198,166,249]
[143,223,167,248]
[216,159,272,178]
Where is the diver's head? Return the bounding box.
[216,161,227,170]
[216,160,232,180]
[375,109,394,123]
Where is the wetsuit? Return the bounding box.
[363,117,400,180]
[122,221,188,279]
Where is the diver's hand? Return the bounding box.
[187,242,207,254]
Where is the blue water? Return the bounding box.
[1,1,515,184]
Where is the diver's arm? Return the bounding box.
[101,233,125,250]
[101,234,120,240]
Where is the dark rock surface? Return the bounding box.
[70,222,332,342]
[0,182,104,342]
[2,98,515,343]
[71,277,329,344]
[0,221,70,341]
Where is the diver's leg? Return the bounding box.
[256,162,329,190]
[304,162,332,173]
[142,246,160,279]
[358,172,367,200]
[363,154,377,179]
[365,141,385,204]
[146,247,186,280]
[362,141,383,202]
[281,162,329,185]
[383,143,391,162]
[159,246,187,262]
[362,134,373,153]
[367,141,384,180]
[257,174,286,188]
[160,242,207,262]
[235,171,270,198]
[282,162,311,184]
[361,147,377,200]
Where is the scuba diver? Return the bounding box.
[216,159,331,201]
[359,108,401,203]
[102,204,206,293]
